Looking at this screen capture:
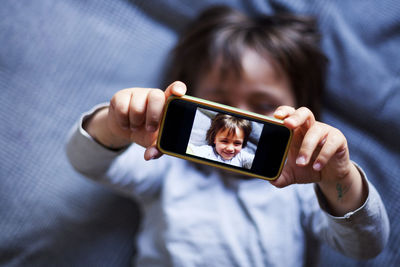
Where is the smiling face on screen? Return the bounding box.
[214,127,244,160]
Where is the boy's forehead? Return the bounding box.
[195,52,244,89]
[217,127,244,139]
[195,66,241,96]
[196,48,287,91]
[194,48,295,109]
[209,55,244,82]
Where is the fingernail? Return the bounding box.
[313,162,322,171]
[174,83,185,95]
[320,137,327,146]
[296,156,306,165]
[274,110,284,117]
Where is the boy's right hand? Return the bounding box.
[84,81,187,160]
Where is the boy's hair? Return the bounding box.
[164,5,327,119]
[206,113,252,148]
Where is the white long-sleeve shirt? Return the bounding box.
[65,106,390,267]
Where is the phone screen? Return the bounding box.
[158,97,292,180]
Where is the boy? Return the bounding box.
[66,5,389,266]
[188,113,254,169]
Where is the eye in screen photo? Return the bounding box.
[186,108,263,170]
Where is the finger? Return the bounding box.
[283,107,316,130]
[273,105,296,119]
[109,90,132,130]
[296,122,329,166]
[312,129,348,171]
[129,88,149,130]
[164,81,187,98]
[146,89,166,132]
[144,145,163,161]
[269,175,291,188]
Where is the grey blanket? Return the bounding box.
[1,0,399,266]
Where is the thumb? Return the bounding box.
[269,176,291,188]
[144,145,163,161]
[164,81,187,98]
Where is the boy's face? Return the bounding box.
[195,49,296,116]
[214,127,244,160]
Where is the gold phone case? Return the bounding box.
[157,95,292,180]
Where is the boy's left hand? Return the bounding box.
[271,106,367,216]
[271,106,353,187]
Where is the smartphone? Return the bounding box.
[157,95,292,180]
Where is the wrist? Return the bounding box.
[317,162,367,216]
[84,107,131,150]
[317,160,356,188]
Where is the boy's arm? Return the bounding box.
[272,106,389,258]
[66,105,170,199]
[311,164,390,259]
[83,105,132,150]
[66,104,128,177]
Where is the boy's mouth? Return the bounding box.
[221,151,235,159]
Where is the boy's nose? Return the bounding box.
[226,144,234,152]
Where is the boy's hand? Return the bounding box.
[271,106,351,185]
[272,106,367,216]
[85,81,187,160]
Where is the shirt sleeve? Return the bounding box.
[300,163,390,260]
[239,149,255,169]
[65,104,171,201]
